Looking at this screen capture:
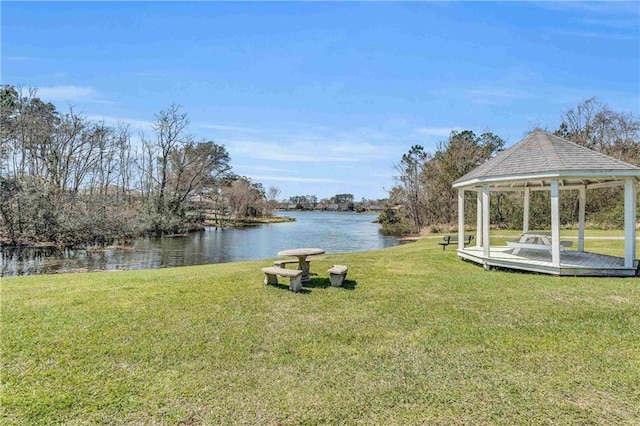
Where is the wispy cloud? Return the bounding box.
[86,115,154,132]
[426,69,541,107]
[534,1,640,17]
[132,71,169,82]
[576,17,640,29]
[201,124,263,133]
[534,1,639,41]
[466,87,531,105]
[245,175,343,184]
[227,140,360,163]
[209,124,401,164]
[555,30,637,41]
[328,142,390,157]
[205,124,398,156]
[3,56,35,61]
[369,171,395,179]
[414,127,463,137]
[37,85,111,104]
[233,165,291,174]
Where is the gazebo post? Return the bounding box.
[452,131,640,276]
[482,184,490,259]
[550,180,561,267]
[458,189,465,251]
[578,186,586,252]
[624,179,636,268]
[523,187,530,234]
[476,190,482,247]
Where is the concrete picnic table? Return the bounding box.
[277,248,325,283]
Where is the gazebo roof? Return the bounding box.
[453,130,640,190]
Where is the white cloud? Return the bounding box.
[226,138,383,164]
[462,86,543,106]
[369,171,396,179]
[3,56,35,61]
[555,31,637,41]
[228,140,322,162]
[208,122,404,165]
[37,85,109,104]
[414,127,462,137]
[201,124,262,133]
[534,1,639,41]
[86,115,154,132]
[535,1,639,16]
[335,127,390,142]
[328,142,391,158]
[245,174,343,184]
[576,17,640,29]
[233,165,291,174]
[468,87,525,101]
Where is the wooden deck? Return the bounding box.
[458,246,639,277]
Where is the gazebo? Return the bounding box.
[453,130,640,277]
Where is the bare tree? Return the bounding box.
[151,104,189,214]
[167,140,231,215]
[395,145,428,232]
[555,98,640,226]
[115,123,133,201]
[557,97,640,165]
[265,186,281,215]
[225,177,266,219]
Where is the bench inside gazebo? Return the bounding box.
[452,130,640,277]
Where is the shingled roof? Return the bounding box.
[453,130,640,189]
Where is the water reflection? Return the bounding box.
[1,211,397,276]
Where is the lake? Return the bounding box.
[1,211,399,276]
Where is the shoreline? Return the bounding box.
[1,213,395,277]
[1,242,398,278]
[0,216,297,249]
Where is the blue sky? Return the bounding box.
[2,1,638,200]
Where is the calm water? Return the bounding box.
[1,211,398,276]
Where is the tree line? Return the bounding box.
[283,193,381,212]
[380,98,640,235]
[0,85,279,247]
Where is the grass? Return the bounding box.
[2,238,640,424]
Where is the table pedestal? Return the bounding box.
[297,258,311,282]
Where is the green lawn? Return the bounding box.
[2,238,639,425]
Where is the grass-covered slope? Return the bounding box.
[2,238,639,424]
